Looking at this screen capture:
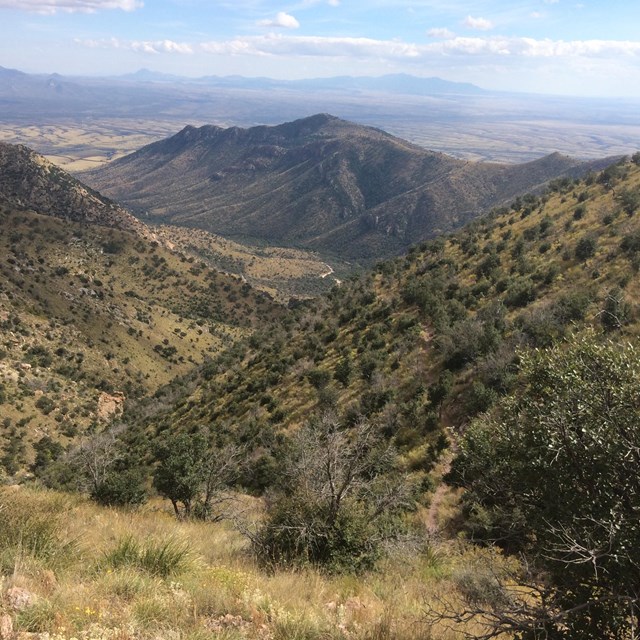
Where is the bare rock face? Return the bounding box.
[97,391,125,421]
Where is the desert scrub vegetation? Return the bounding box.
[0,203,285,471]
[101,536,194,579]
[0,485,497,640]
[445,334,640,638]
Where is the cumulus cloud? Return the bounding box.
[76,37,192,54]
[258,11,300,29]
[0,0,141,13]
[463,15,493,31]
[77,33,640,63]
[427,27,455,39]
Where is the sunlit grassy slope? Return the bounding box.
[127,157,640,502]
[0,485,503,640]
[150,224,347,303]
[0,205,281,469]
[3,154,640,639]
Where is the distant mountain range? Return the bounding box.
[0,64,484,96]
[115,69,486,95]
[84,114,616,261]
[3,65,639,163]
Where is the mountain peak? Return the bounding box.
[85,118,612,261]
[270,113,345,138]
[294,113,340,126]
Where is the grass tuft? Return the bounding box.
[0,488,77,572]
[102,535,194,578]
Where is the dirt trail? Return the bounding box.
[425,444,456,534]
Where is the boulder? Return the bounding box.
[0,614,13,640]
[6,586,35,611]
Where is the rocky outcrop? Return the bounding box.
[6,586,35,611]
[97,392,125,421]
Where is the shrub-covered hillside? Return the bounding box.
[127,155,640,467]
[3,154,640,640]
[0,206,281,474]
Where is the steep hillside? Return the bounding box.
[124,155,640,491]
[0,144,281,473]
[3,154,640,640]
[84,115,613,261]
[0,142,153,237]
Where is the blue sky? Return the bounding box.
[2,0,640,97]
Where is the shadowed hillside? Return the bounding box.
[84,115,615,261]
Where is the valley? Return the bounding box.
[148,225,345,302]
[1,137,639,638]
[0,119,183,172]
[2,68,640,170]
[1,84,640,639]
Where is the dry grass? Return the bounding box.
[0,120,183,171]
[150,224,344,302]
[0,486,498,639]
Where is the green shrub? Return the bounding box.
[448,336,640,638]
[575,236,597,261]
[34,395,56,415]
[504,278,536,308]
[91,467,147,507]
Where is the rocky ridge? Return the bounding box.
[84,115,617,261]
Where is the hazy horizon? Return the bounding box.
[2,0,640,99]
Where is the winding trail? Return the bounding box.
[320,263,334,278]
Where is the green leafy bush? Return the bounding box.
[448,336,640,638]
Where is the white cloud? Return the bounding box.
[258,11,300,29]
[427,27,455,39]
[77,33,640,63]
[530,11,542,19]
[463,15,493,31]
[300,0,340,6]
[0,0,141,13]
[76,37,192,54]
[201,34,421,59]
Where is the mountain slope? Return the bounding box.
[84,115,614,261]
[0,142,152,237]
[123,156,640,494]
[0,143,281,471]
